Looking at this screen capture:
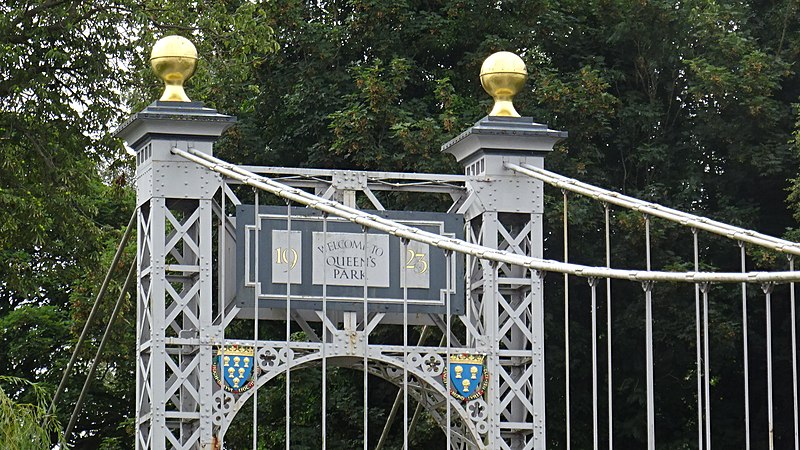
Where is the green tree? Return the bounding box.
[1,2,140,446]
[0,376,65,449]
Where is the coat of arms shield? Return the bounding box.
[212,345,256,394]
[443,353,488,402]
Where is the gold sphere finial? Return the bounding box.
[150,35,198,102]
[480,51,527,117]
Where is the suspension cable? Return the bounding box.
[506,162,800,256]
[172,147,800,284]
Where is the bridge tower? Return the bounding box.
[116,36,235,449]
[442,52,566,449]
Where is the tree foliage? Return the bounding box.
[0,376,65,449]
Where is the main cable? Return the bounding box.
[172,147,800,284]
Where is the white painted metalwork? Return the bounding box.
[362,227,369,450]
[742,243,752,450]
[764,281,775,450]
[508,159,800,450]
[321,214,329,449]
[604,204,613,450]
[562,191,571,450]
[218,180,229,450]
[588,277,599,450]
[446,250,453,450]
[644,215,655,450]
[701,280,711,449]
[252,190,259,450]
[178,146,800,448]
[791,258,799,450]
[693,229,704,450]
[285,202,293,450]
[400,238,411,449]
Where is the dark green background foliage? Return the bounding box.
[2,0,800,448]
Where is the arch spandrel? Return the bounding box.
[213,346,486,448]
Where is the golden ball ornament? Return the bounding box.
[479,51,527,117]
[150,35,198,102]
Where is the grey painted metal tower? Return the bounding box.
[443,115,565,448]
[117,80,235,450]
[118,102,235,450]
[441,52,566,448]
[118,98,235,449]
[117,36,235,449]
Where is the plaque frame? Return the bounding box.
[235,205,465,315]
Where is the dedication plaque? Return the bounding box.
[311,232,390,287]
[236,205,464,315]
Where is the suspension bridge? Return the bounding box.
[53,35,800,449]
